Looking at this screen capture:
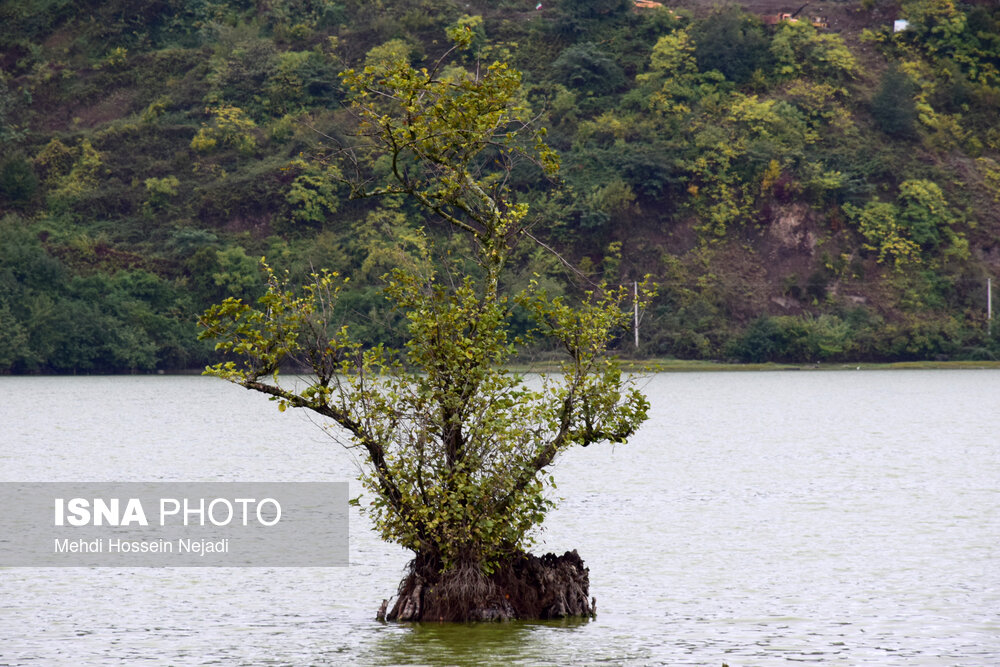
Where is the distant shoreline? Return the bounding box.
[511,359,1000,373]
[4,359,1000,377]
[622,359,1000,372]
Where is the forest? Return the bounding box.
[1,0,999,372]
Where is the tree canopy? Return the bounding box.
[198,37,652,618]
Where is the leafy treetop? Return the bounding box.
[199,37,652,574]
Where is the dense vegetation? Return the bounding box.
[2,0,999,372]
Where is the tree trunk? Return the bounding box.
[384,550,595,622]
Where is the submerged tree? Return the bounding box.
[198,33,652,622]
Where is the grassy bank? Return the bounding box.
[617,359,1000,372]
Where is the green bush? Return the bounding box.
[896,178,955,250]
[727,314,852,362]
[771,21,857,81]
[726,316,788,362]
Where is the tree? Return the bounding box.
[198,36,652,621]
[843,199,920,268]
[871,63,918,138]
[691,7,770,84]
[551,0,632,37]
[551,42,627,98]
[0,155,38,206]
[899,0,968,56]
[770,21,857,81]
[897,178,956,250]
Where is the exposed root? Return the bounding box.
[385,550,594,622]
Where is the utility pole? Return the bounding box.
[634,280,639,350]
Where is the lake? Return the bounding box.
[1,371,998,665]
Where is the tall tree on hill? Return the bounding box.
[871,63,919,138]
[691,6,770,84]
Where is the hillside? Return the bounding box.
[2,0,999,372]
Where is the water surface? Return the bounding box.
[1,371,998,665]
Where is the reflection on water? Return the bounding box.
[2,371,999,665]
[367,618,592,667]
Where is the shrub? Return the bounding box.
[285,158,342,225]
[896,178,955,250]
[190,105,258,154]
[144,175,180,212]
[843,199,920,268]
[771,21,856,81]
[726,316,789,362]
